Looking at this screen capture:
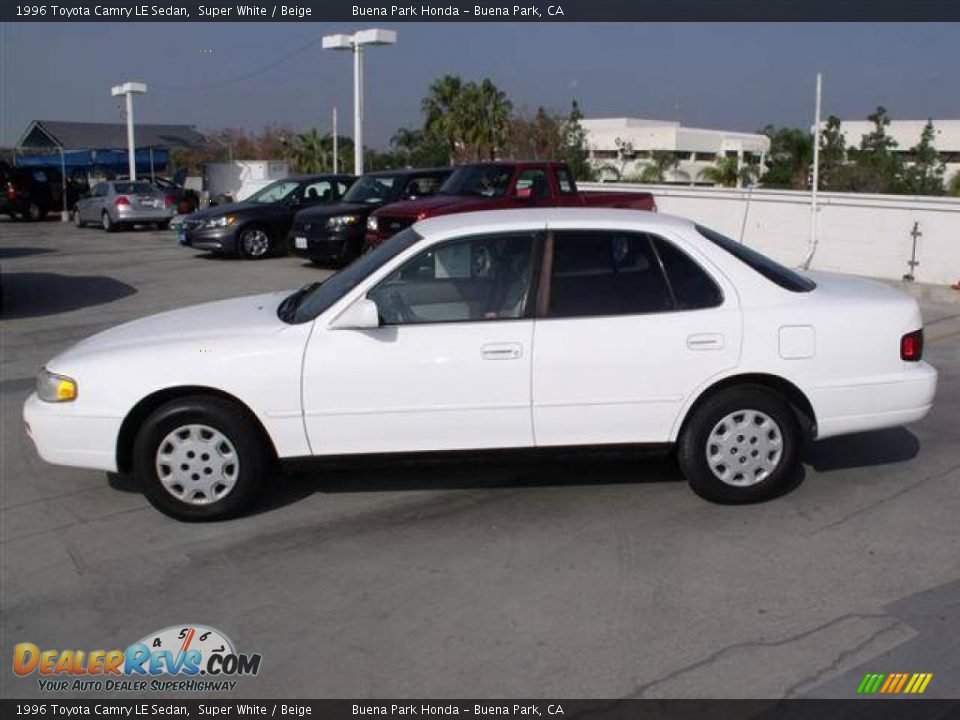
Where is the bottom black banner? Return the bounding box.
[2,700,959,720]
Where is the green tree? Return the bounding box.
[389,127,449,168]
[818,115,847,190]
[638,150,681,183]
[842,106,903,193]
[699,156,758,187]
[948,172,960,197]
[422,74,466,164]
[290,128,329,173]
[759,125,812,189]
[562,100,595,181]
[901,119,945,196]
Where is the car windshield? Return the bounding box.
[696,224,817,292]
[440,165,513,198]
[113,182,154,194]
[280,228,423,324]
[342,175,398,204]
[246,180,301,204]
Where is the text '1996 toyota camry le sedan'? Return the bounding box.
[24,209,937,520]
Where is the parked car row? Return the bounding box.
[176,160,658,265]
[1,161,88,221]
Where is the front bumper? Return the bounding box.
[289,226,363,262]
[178,225,239,253]
[23,392,121,472]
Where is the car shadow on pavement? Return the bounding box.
[246,448,686,516]
[0,246,58,259]
[803,427,920,472]
[1,272,137,319]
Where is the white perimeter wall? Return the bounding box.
[582,183,960,286]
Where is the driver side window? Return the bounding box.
[368,232,537,325]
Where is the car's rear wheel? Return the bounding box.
[238,226,271,259]
[102,211,116,233]
[678,386,800,504]
[133,396,267,521]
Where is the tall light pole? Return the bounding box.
[111,81,147,180]
[322,29,397,176]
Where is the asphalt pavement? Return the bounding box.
[1,218,958,699]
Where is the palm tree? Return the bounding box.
[473,78,512,160]
[698,156,758,188]
[638,150,682,183]
[422,75,464,164]
[291,128,329,173]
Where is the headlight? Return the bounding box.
[326,214,361,229]
[204,214,236,229]
[36,369,77,403]
[367,216,378,232]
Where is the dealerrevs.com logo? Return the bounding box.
[13,625,262,693]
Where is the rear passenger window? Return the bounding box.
[652,237,723,309]
[547,231,673,317]
[556,168,575,194]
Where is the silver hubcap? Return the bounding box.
[706,409,783,487]
[242,229,269,256]
[155,424,240,505]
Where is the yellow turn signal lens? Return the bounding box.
[55,378,77,401]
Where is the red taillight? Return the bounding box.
[165,195,175,207]
[114,196,130,207]
[5,183,17,200]
[416,211,428,221]
[901,329,923,362]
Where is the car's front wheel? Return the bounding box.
[133,396,267,521]
[677,386,801,504]
[26,201,46,222]
[238,226,271,259]
[73,207,85,228]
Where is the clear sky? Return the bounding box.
[1,22,956,149]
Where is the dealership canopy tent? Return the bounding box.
[15,120,205,176]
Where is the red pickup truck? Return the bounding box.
[365,161,656,248]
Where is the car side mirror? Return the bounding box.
[330,297,380,330]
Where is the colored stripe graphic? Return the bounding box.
[857,672,932,694]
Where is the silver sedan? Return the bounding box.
[74,180,176,232]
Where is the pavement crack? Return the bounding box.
[623,612,892,699]
[814,461,960,534]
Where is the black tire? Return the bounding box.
[26,201,46,222]
[677,385,801,504]
[73,208,85,228]
[102,211,117,233]
[238,226,272,259]
[155,219,171,230]
[132,396,268,521]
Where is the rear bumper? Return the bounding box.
[115,206,176,224]
[23,393,121,472]
[812,362,938,439]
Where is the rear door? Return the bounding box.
[531,228,742,445]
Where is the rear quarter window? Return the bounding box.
[696,225,816,292]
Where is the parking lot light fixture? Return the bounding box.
[110,81,148,181]
[322,29,397,176]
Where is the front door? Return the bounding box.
[301,230,541,455]
[532,229,742,446]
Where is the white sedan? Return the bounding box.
[24,209,937,520]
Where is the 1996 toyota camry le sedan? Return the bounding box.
[24,209,937,521]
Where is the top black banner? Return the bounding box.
[3,0,960,22]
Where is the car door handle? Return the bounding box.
[482,342,523,360]
[687,333,725,350]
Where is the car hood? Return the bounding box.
[375,194,489,218]
[186,201,264,220]
[295,201,376,223]
[50,291,293,367]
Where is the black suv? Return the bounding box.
[288,168,452,266]
[1,162,88,221]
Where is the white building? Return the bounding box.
[582,117,770,186]
[821,119,960,186]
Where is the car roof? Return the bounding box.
[364,167,452,178]
[289,173,355,182]
[414,208,693,236]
